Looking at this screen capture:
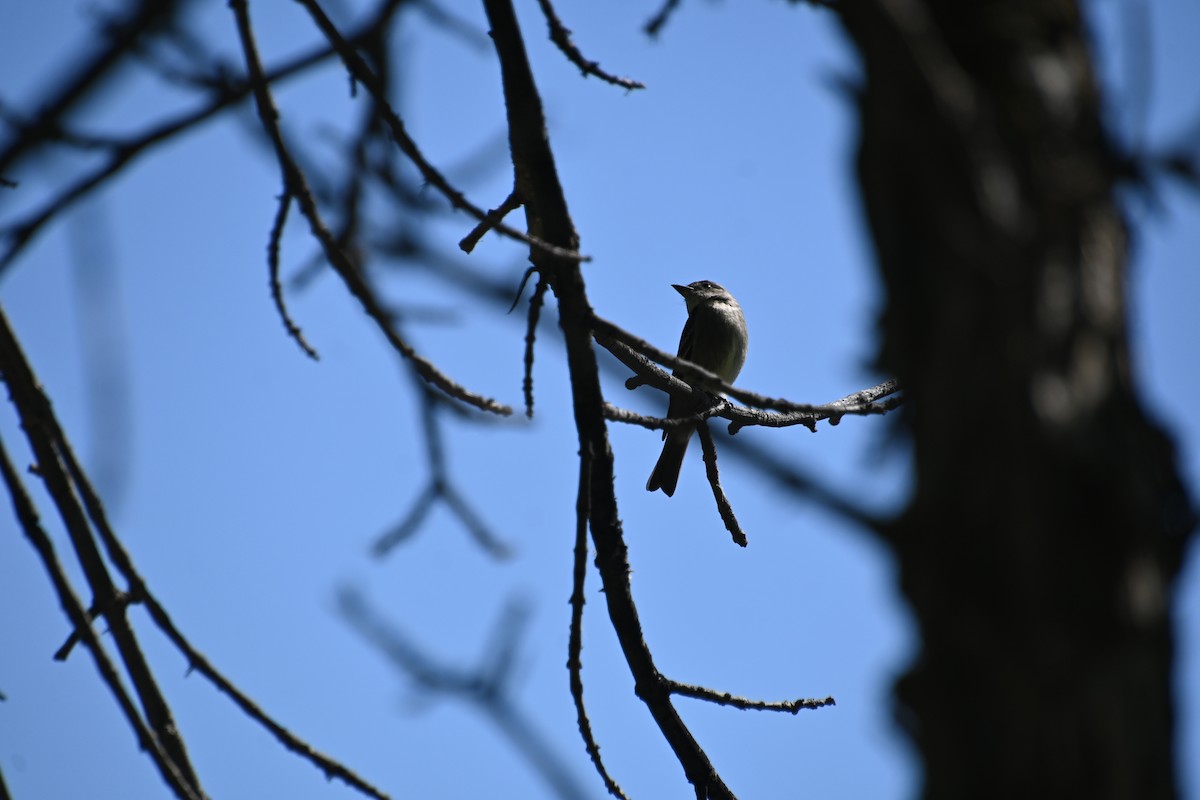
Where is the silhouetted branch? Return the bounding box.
[568,446,630,800]
[294,0,590,264]
[696,426,746,547]
[535,0,646,90]
[0,307,204,800]
[667,680,836,714]
[232,0,510,415]
[267,190,320,359]
[460,187,523,252]
[482,0,738,794]
[522,273,549,418]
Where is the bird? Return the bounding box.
[646,280,748,497]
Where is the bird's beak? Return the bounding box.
[671,284,688,297]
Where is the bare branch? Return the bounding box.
[232,0,510,415]
[482,0,736,794]
[267,190,320,359]
[523,274,549,418]
[0,306,205,799]
[568,445,631,800]
[602,400,725,432]
[667,679,836,714]
[293,0,590,263]
[535,0,646,90]
[460,188,523,253]
[697,425,747,547]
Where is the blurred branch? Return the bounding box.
[372,383,512,558]
[0,21,363,275]
[0,0,184,179]
[232,0,511,415]
[338,588,594,800]
[293,0,590,264]
[643,0,682,39]
[267,189,321,359]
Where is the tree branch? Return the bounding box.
[481,0,736,795]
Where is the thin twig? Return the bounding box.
[54,591,135,661]
[523,275,548,418]
[459,188,523,253]
[667,679,836,714]
[535,0,646,90]
[568,445,631,800]
[267,190,320,359]
[697,425,747,547]
[603,399,726,432]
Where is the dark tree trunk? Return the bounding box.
[839,2,1195,797]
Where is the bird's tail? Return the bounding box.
[646,432,691,497]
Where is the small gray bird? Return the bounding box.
[646,280,748,497]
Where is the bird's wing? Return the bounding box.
[661,312,698,441]
[676,312,696,364]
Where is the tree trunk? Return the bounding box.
[839,1,1195,797]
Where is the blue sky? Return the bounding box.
[1,1,1197,798]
